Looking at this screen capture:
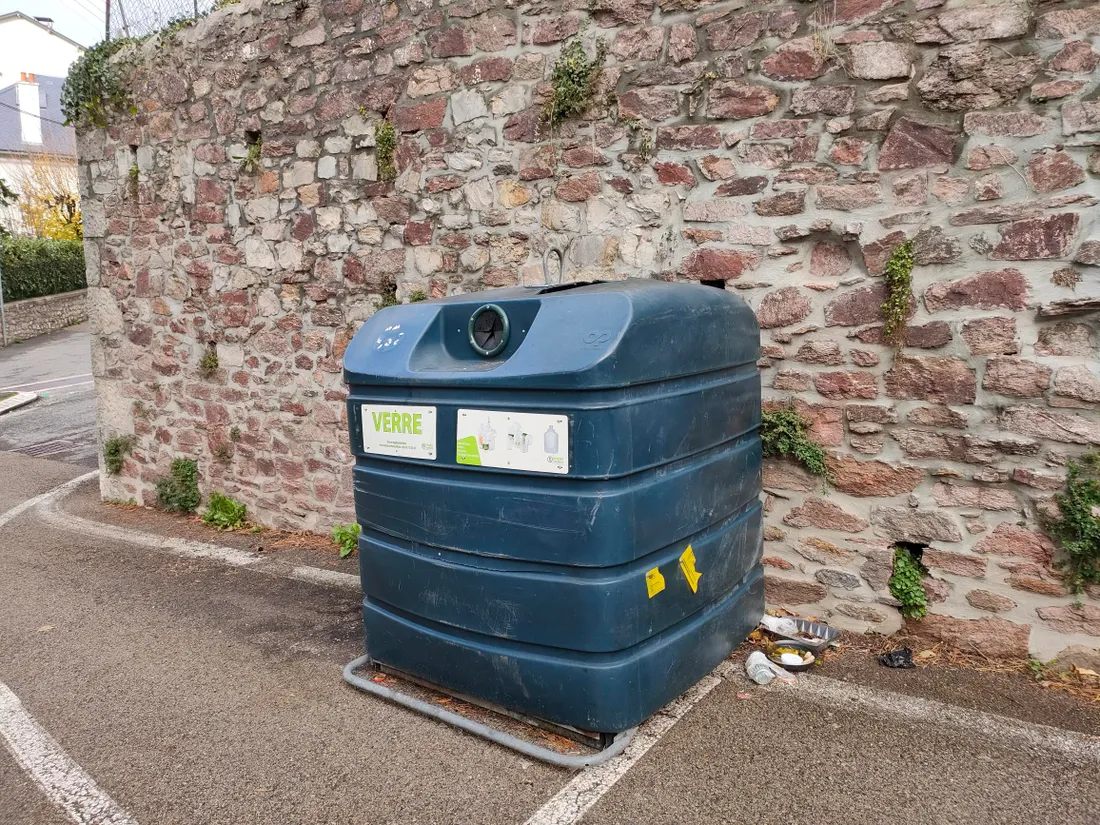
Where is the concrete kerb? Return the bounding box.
[25,471,361,592]
[0,392,39,415]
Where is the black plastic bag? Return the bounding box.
[878,648,915,669]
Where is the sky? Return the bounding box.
[0,0,108,47]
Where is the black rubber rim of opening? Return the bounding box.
[467,304,510,357]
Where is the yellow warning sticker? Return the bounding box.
[679,545,702,593]
[645,567,666,598]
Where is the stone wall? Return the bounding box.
[78,0,1100,658]
[2,289,88,345]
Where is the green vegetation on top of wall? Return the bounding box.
[1047,453,1100,593]
[61,39,141,128]
[0,238,86,303]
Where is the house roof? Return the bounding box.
[0,12,87,52]
[0,75,76,158]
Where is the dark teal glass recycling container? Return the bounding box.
[344,279,764,734]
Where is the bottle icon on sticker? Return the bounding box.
[478,419,496,451]
[543,425,559,454]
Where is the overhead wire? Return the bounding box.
[61,0,106,23]
[0,99,68,127]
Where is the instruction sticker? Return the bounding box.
[361,404,437,460]
[645,567,666,599]
[456,409,569,474]
[679,545,702,593]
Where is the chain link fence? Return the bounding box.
[107,0,221,40]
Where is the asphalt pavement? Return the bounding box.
[0,451,1097,825]
[0,323,96,466]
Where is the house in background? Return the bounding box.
[0,12,84,92]
[0,12,83,233]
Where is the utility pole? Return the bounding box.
[105,0,111,41]
[0,253,8,347]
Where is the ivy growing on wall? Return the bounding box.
[881,239,914,345]
[543,36,607,127]
[61,39,140,128]
[889,545,928,619]
[760,404,831,483]
[103,435,134,475]
[1046,453,1100,593]
[376,121,397,182]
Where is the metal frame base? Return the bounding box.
[342,654,636,769]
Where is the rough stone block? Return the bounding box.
[885,355,976,404]
[924,269,1029,312]
[784,498,869,533]
[829,456,924,497]
[870,506,962,542]
[764,575,828,606]
[961,317,1018,355]
[973,523,1055,564]
[706,83,780,119]
[847,41,912,79]
[756,287,812,328]
[878,117,959,170]
[992,213,1080,260]
[680,248,761,280]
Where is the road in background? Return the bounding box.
[0,323,96,466]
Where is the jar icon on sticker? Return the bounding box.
[543,425,559,454]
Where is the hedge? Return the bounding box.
[0,238,86,303]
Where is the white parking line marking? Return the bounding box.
[793,674,1100,765]
[0,682,139,825]
[38,380,95,392]
[524,666,729,825]
[0,471,98,530]
[0,373,93,392]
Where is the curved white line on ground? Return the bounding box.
[0,471,98,530]
[0,683,139,825]
[33,474,361,590]
[35,485,262,568]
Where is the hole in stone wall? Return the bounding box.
[700,279,727,289]
[245,130,262,146]
[893,541,927,564]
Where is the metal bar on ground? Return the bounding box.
[343,656,636,769]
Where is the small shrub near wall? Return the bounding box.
[0,238,86,303]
